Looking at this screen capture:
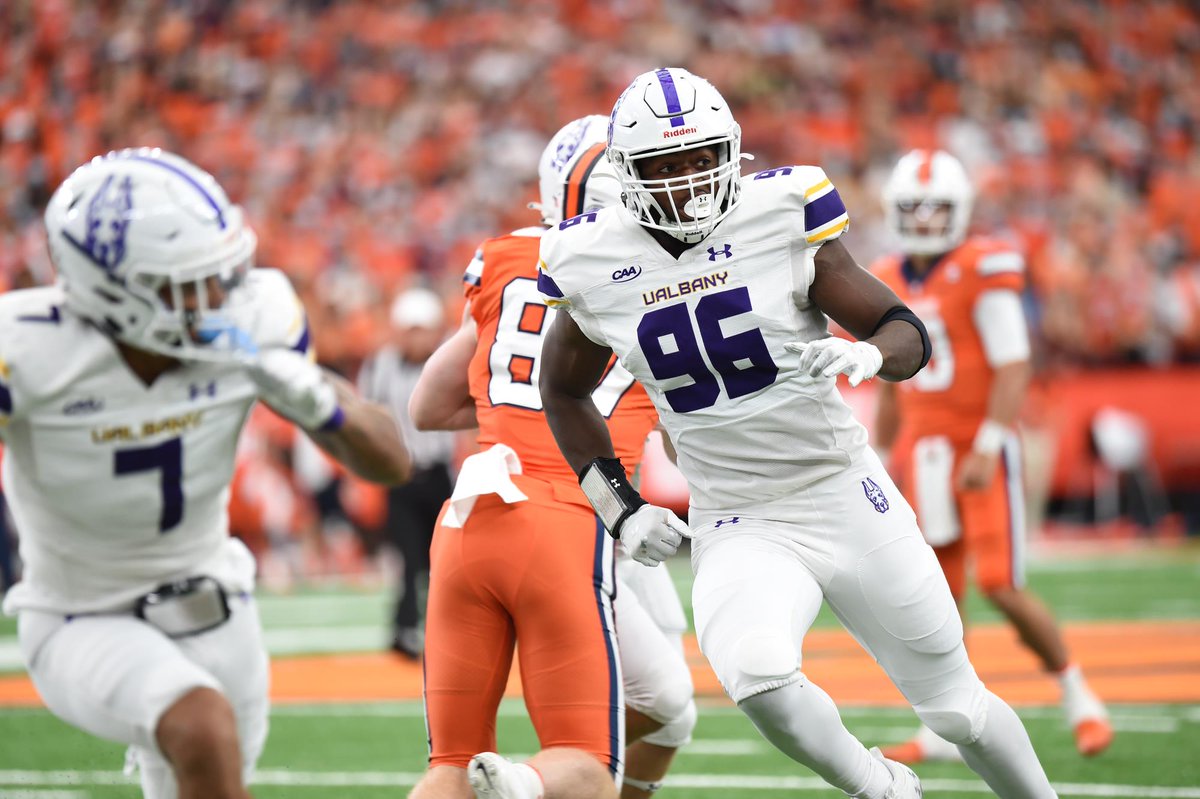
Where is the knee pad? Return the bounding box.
[640,699,697,749]
[913,679,989,745]
[647,674,694,727]
[728,631,800,703]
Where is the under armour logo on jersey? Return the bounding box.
[707,244,733,261]
[62,174,134,272]
[862,478,889,513]
[714,516,740,528]
[189,380,217,400]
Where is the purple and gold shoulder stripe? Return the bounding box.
[537,261,570,309]
[804,177,849,245]
[0,357,12,423]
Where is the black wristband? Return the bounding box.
[579,456,648,539]
[873,305,931,376]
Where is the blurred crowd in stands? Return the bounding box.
[2,0,1198,588]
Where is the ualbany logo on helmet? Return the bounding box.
[612,264,642,283]
[663,127,698,139]
[62,174,134,273]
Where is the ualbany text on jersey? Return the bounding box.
[643,270,729,306]
[91,411,205,443]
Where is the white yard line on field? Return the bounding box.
[1,770,1198,797]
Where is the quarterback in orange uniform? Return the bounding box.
[872,149,1112,763]
[406,116,694,799]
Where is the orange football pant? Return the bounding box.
[422,474,623,773]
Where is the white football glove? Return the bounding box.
[619,505,689,567]
[245,348,341,431]
[784,338,882,387]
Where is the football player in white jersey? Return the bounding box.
[0,149,410,799]
[538,68,1059,799]
[408,116,696,799]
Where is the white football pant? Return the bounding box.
[18,594,270,799]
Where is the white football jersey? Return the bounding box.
[539,165,868,511]
[0,269,307,614]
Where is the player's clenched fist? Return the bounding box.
[786,337,882,388]
[619,505,689,567]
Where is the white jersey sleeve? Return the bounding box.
[973,289,1031,367]
[0,271,304,615]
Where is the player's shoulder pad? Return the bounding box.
[0,286,80,414]
[467,227,544,292]
[743,164,849,244]
[245,268,311,353]
[0,285,76,356]
[961,237,1025,278]
[538,206,627,307]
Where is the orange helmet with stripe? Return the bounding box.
[534,115,622,227]
[882,149,975,256]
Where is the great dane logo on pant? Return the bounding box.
[862,478,889,513]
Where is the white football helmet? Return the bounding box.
[882,149,975,256]
[44,148,257,360]
[607,67,744,244]
[534,115,622,227]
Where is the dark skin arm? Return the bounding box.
[307,373,413,484]
[809,238,924,381]
[539,311,618,477]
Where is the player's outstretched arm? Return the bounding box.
[539,311,618,473]
[808,238,930,382]
[409,319,479,431]
[308,372,412,484]
[245,347,411,485]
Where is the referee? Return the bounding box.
[358,287,457,658]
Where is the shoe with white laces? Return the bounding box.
[870,746,923,799]
[467,752,544,799]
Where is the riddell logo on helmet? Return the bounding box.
[663,127,698,139]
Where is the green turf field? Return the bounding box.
[2,543,1198,797]
[3,700,1199,797]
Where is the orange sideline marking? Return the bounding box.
[1,620,1196,707]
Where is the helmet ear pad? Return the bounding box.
[44,148,257,361]
[607,68,744,244]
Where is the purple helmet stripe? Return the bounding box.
[654,68,686,127]
[125,154,227,230]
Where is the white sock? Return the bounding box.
[1057,663,1107,725]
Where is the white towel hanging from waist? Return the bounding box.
[442,443,529,528]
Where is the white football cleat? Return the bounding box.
[871,746,923,799]
[468,752,543,799]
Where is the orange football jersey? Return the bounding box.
[463,229,658,486]
[872,238,1025,444]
